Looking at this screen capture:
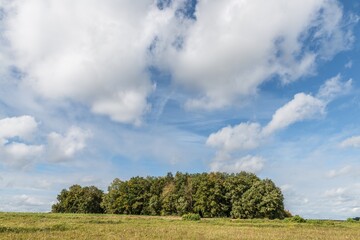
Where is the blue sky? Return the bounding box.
[0,0,360,219]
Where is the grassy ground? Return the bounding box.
[0,213,359,239]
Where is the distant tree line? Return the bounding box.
[52,172,289,219]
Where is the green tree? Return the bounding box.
[127,176,152,215]
[146,176,165,215]
[232,179,285,219]
[101,178,125,214]
[192,173,229,217]
[59,171,288,219]
[148,195,161,215]
[52,184,104,213]
[160,181,177,215]
[225,172,261,218]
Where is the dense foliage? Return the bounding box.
[52,172,287,219]
[52,185,104,213]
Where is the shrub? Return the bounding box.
[284,215,306,223]
[283,210,293,218]
[182,213,201,221]
[347,217,360,222]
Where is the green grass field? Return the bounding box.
[0,213,360,239]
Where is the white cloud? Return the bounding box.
[317,74,352,102]
[91,90,151,126]
[206,122,263,152]
[207,74,351,172]
[0,115,44,168]
[0,116,92,167]
[327,165,352,178]
[1,0,168,125]
[46,127,92,162]
[163,0,353,110]
[2,142,43,160]
[340,136,360,148]
[263,93,325,135]
[0,193,51,212]
[0,0,354,117]
[210,155,264,173]
[263,75,351,135]
[322,187,355,208]
[0,142,44,168]
[0,115,38,141]
[15,194,45,206]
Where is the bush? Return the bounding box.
[284,215,306,223]
[182,213,201,221]
[283,210,293,218]
[347,217,360,222]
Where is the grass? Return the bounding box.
[0,213,359,239]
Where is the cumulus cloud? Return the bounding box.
[1,0,169,125]
[262,93,325,135]
[206,122,263,152]
[1,142,44,166]
[340,136,360,148]
[206,93,327,164]
[210,154,265,173]
[164,0,354,110]
[91,90,151,126]
[0,115,38,141]
[263,75,352,135]
[46,127,92,162]
[0,0,354,120]
[207,75,351,172]
[0,115,44,168]
[0,116,90,167]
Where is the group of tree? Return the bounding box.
[52,172,289,219]
[52,185,104,214]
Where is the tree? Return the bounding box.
[101,178,124,214]
[126,176,152,215]
[193,173,229,217]
[52,184,104,213]
[232,179,285,219]
[55,171,288,219]
[160,181,177,215]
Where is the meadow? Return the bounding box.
[0,212,359,240]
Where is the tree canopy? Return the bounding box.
[52,172,288,219]
[52,185,104,214]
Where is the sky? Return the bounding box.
[0,0,359,219]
